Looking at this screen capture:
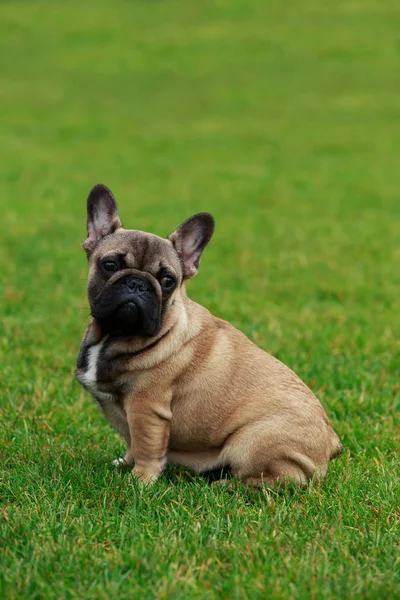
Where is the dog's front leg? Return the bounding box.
[124,394,172,485]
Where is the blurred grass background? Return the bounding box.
[1,1,399,598]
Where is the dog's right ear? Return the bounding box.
[83,184,122,255]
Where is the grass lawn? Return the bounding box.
[1,0,399,597]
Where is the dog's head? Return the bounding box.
[82,184,214,338]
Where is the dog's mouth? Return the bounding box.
[93,297,161,338]
[91,274,162,337]
[115,299,138,318]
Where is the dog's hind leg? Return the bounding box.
[220,419,330,487]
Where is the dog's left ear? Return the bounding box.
[83,184,122,254]
[168,213,215,279]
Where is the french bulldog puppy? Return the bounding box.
[76,184,342,486]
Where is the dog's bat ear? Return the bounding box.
[168,213,215,279]
[83,184,122,255]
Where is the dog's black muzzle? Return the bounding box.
[91,273,161,337]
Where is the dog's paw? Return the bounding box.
[112,457,129,468]
[131,467,159,486]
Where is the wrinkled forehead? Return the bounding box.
[90,229,182,275]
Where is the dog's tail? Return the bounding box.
[330,438,344,460]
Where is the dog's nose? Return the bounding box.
[125,276,148,293]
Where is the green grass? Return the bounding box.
[1,0,399,597]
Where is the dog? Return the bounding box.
[76,184,342,486]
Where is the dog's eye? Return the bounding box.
[159,275,175,290]
[102,260,118,274]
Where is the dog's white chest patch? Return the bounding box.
[79,338,115,405]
